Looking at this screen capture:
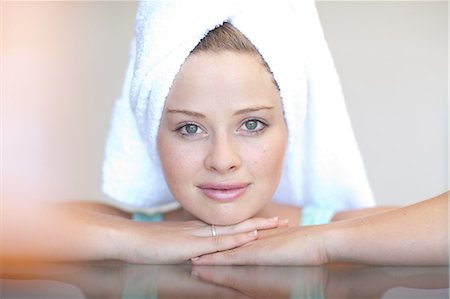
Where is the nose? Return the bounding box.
[204,134,242,174]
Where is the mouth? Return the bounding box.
[196,182,250,202]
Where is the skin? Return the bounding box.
[191,191,449,266]
[157,51,288,225]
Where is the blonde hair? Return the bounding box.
[192,22,279,90]
[192,22,258,53]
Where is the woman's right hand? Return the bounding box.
[115,216,285,264]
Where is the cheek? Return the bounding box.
[157,137,202,186]
[246,134,287,178]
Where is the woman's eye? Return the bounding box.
[245,120,258,130]
[241,119,266,133]
[177,124,205,136]
[185,124,198,134]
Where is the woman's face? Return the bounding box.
[157,51,288,225]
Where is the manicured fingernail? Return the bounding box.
[247,230,257,237]
[191,257,200,262]
[269,216,279,222]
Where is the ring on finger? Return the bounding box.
[211,224,217,237]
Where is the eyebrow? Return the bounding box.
[166,109,206,118]
[166,106,274,118]
[233,106,274,116]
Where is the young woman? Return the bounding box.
[3,0,447,265]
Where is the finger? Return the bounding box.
[190,230,257,260]
[191,247,250,265]
[277,218,290,227]
[216,217,280,236]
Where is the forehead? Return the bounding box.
[165,51,281,109]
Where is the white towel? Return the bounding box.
[102,0,375,213]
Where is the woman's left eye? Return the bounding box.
[240,119,266,133]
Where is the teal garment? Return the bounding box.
[300,206,335,226]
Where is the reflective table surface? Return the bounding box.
[1,262,448,298]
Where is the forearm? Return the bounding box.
[2,201,126,262]
[61,201,132,218]
[332,206,397,221]
[327,192,448,265]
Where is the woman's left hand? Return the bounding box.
[191,226,331,265]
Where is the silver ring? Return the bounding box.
[211,224,217,237]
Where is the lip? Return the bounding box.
[197,182,250,202]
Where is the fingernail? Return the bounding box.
[280,218,289,224]
[269,216,279,222]
[247,230,257,237]
[191,257,200,262]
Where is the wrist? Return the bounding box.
[320,221,350,263]
[83,213,132,262]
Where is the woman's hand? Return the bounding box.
[190,225,331,265]
[190,265,323,299]
[118,216,286,264]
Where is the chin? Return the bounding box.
[198,211,251,226]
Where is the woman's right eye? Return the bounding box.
[177,123,206,136]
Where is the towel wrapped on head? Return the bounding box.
[102,0,375,213]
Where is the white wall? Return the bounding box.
[317,1,448,204]
[3,1,447,206]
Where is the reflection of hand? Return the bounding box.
[191,226,328,265]
[191,265,326,299]
[120,216,284,264]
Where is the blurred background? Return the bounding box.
[2,1,448,206]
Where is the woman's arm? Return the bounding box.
[1,200,282,264]
[192,191,448,265]
[329,191,448,265]
[332,206,397,221]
